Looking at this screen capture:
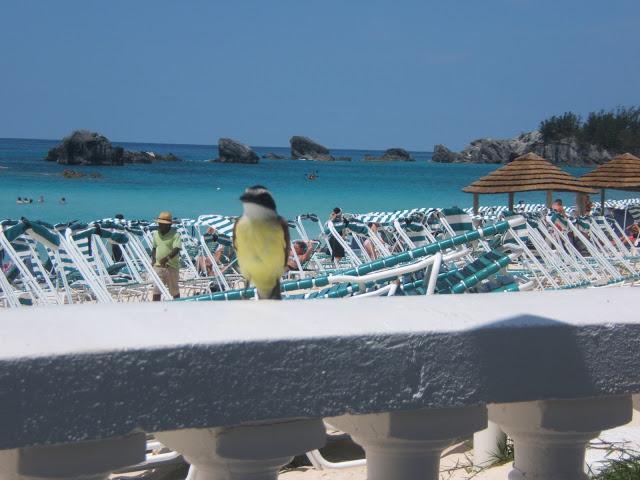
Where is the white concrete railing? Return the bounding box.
[1,288,640,479]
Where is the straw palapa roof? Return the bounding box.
[461,152,597,194]
[580,153,640,191]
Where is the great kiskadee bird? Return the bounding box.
[233,185,290,299]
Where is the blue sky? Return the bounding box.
[1,1,638,151]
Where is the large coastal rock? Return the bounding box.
[361,148,415,162]
[123,151,183,164]
[45,130,124,166]
[212,138,259,164]
[432,131,617,166]
[290,136,350,162]
[45,130,185,166]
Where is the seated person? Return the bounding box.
[197,227,225,276]
[584,195,594,215]
[574,194,594,216]
[196,245,224,276]
[621,223,640,247]
[552,199,567,217]
[287,240,318,271]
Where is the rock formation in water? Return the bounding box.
[290,136,350,162]
[123,151,183,164]
[211,138,259,164]
[262,153,288,159]
[45,130,184,165]
[361,148,415,162]
[61,169,86,178]
[61,169,103,178]
[432,131,618,166]
[45,130,124,166]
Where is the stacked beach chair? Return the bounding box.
[4,199,640,308]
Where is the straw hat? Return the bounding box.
[154,212,176,224]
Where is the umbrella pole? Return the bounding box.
[600,189,606,212]
[473,194,479,215]
[546,190,553,208]
[508,192,514,212]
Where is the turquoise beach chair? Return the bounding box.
[0,219,65,306]
[177,217,528,302]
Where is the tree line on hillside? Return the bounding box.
[539,106,640,152]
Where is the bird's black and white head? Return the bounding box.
[239,185,278,219]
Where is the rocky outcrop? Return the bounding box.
[123,151,183,164]
[432,131,618,166]
[262,153,288,159]
[45,130,124,166]
[61,169,102,178]
[212,138,259,164]
[290,136,350,162]
[46,130,185,166]
[361,148,415,162]
[62,169,86,178]
[431,145,461,164]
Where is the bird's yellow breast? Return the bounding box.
[234,217,287,291]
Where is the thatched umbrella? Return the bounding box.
[580,153,640,209]
[462,152,598,213]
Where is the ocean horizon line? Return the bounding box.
[0,137,435,155]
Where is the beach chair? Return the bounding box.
[392,215,437,250]
[345,218,392,262]
[626,204,640,226]
[177,216,529,302]
[358,207,432,225]
[292,214,333,274]
[323,217,363,268]
[0,265,23,308]
[567,215,639,286]
[523,213,597,289]
[438,207,492,254]
[356,208,433,251]
[190,215,240,292]
[0,219,66,306]
[591,208,640,259]
[432,248,534,294]
[497,212,562,290]
[65,222,162,302]
[285,237,324,281]
[545,213,622,286]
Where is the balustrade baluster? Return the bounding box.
[328,406,486,480]
[490,395,632,480]
[155,418,325,480]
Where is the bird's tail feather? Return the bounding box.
[264,280,282,300]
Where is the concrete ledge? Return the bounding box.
[1,288,640,450]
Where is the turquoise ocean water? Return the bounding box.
[0,138,635,225]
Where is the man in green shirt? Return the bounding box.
[151,211,182,301]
